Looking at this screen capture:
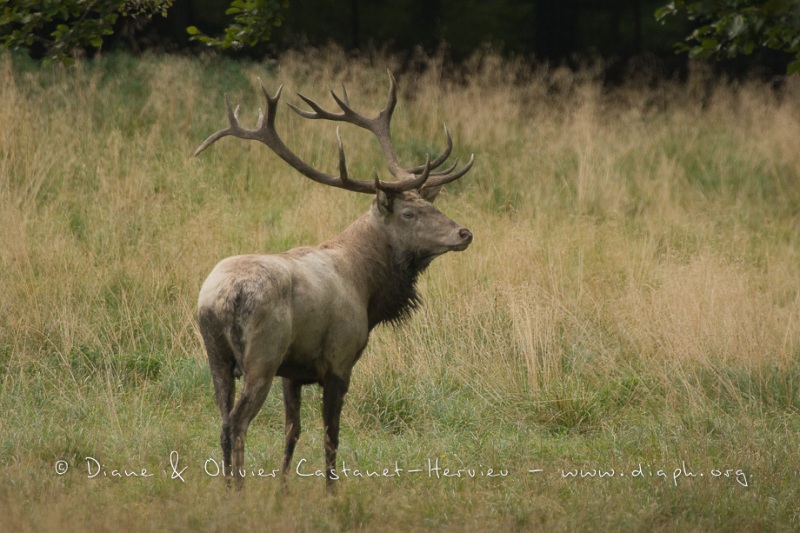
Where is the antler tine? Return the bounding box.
[330,90,370,127]
[423,154,475,189]
[193,95,241,157]
[382,69,398,120]
[335,127,349,183]
[291,86,373,131]
[429,160,459,177]
[404,125,454,175]
[259,78,282,126]
[376,154,431,193]
[375,70,404,179]
[288,93,339,120]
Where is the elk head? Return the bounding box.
[373,187,473,271]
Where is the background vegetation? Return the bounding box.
[5,0,798,76]
[0,48,798,530]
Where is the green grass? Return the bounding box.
[1,48,799,530]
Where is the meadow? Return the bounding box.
[0,48,798,531]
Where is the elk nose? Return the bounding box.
[459,228,473,243]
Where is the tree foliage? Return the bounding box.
[0,1,173,64]
[656,0,800,74]
[0,0,287,63]
[187,0,288,50]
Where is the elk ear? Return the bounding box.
[376,188,394,215]
[419,185,442,202]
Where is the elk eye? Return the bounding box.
[402,211,415,220]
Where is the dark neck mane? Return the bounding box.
[366,252,426,329]
[324,213,429,331]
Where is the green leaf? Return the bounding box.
[654,4,676,22]
[53,23,70,39]
[701,38,719,51]
[688,46,710,59]
[729,14,744,38]
[186,25,199,35]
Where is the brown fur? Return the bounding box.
[198,188,472,490]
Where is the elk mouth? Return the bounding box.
[449,241,472,252]
[416,241,471,266]
[436,228,473,255]
[410,229,473,269]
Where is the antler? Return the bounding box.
[194,71,474,194]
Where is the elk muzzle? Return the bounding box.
[449,227,473,252]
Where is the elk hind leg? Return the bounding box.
[228,327,288,490]
[199,312,237,485]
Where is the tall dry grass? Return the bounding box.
[1,47,799,530]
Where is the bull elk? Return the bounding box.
[195,71,474,490]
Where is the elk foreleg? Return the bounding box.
[322,374,349,491]
[281,378,303,485]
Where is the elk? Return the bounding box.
[194,71,474,490]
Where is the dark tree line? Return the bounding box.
[154,0,673,61]
[145,0,798,76]
[3,0,796,76]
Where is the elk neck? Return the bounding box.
[320,211,426,330]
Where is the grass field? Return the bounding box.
[1,48,798,531]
